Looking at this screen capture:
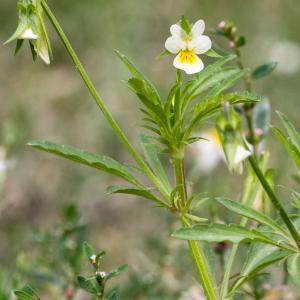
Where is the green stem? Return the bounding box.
[173,159,218,300]
[248,155,300,249]
[41,0,169,201]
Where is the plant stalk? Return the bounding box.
[248,155,300,249]
[173,159,218,300]
[41,0,170,202]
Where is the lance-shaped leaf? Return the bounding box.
[107,185,167,207]
[14,285,40,300]
[185,91,260,137]
[287,254,300,289]
[139,135,171,192]
[27,141,141,186]
[277,111,300,152]
[272,126,300,170]
[216,197,289,237]
[230,244,290,294]
[106,264,128,280]
[172,223,285,246]
[115,50,161,104]
[251,62,277,80]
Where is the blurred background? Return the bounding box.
[1,0,300,299]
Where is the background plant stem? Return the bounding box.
[173,159,218,300]
[248,155,300,249]
[41,0,170,202]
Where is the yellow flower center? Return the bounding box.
[178,50,197,64]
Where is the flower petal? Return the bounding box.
[170,24,184,37]
[165,36,185,54]
[20,28,38,40]
[233,146,252,165]
[191,20,205,37]
[173,54,204,74]
[188,35,212,54]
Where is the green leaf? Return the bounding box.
[77,275,99,294]
[180,16,191,33]
[216,197,289,237]
[14,285,40,300]
[172,223,283,246]
[230,244,290,294]
[106,289,119,300]
[272,126,300,170]
[185,91,260,137]
[27,141,141,186]
[251,62,277,80]
[287,253,300,289]
[184,55,237,101]
[276,111,300,152]
[204,49,223,58]
[106,264,128,280]
[115,50,161,104]
[83,242,94,260]
[206,68,248,98]
[139,135,171,192]
[107,185,166,206]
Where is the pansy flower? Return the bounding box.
[165,19,212,74]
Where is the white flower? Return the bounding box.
[90,254,97,263]
[165,20,212,74]
[20,28,38,40]
[189,130,225,173]
[233,145,252,174]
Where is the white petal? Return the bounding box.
[233,146,251,165]
[191,20,205,37]
[170,24,184,37]
[38,47,50,65]
[189,35,212,54]
[173,54,204,74]
[20,28,38,40]
[165,36,185,54]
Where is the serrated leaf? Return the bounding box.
[115,50,160,104]
[216,197,288,237]
[27,141,141,186]
[106,264,128,280]
[139,135,171,192]
[172,223,283,246]
[14,285,40,300]
[107,185,165,206]
[287,253,300,289]
[77,275,99,294]
[251,62,277,80]
[83,242,94,260]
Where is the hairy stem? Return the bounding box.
[41,0,170,202]
[173,159,218,300]
[248,155,300,249]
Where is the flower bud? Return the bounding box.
[216,104,252,174]
[4,0,52,64]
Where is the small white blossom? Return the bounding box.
[232,145,252,174]
[20,28,38,40]
[165,20,212,74]
[90,254,97,263]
